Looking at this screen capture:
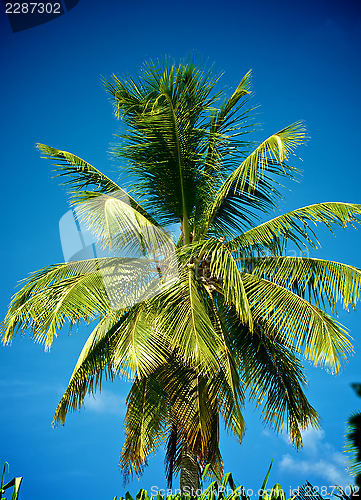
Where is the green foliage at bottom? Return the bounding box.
[0,462,22,500]
[113,461,359,500]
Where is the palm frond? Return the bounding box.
[53,311,124,425]
[193,238,253,327]
[2,56,359,488]
[208,296,245,442]
[105,58,224,233]
[242,273,353,373]
[73,181,177,259]
[162,362,214,450]
[345,411,361,477]
[165,423,179,488]
[230,318,320,448]
[37,144,120,193]
[111,302,170,380]
[154,268,224,376]
[217,70,252,124]
[1,259,110,349]
[120,373,169,481]
[229,202,361,255]
[205,121,306,235]
[250,256,361,314]
[37,144,158,225]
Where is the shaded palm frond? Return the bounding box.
[165,422,179,489]
[162,362,214,451]
[200,176,280,239]
[120,373,169,482]
[158,358,224,479]
[229,316,320,448]
[105,58,225,231]
[345,411,361,477]
[207,296,246,443]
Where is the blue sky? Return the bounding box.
[1,0,361,499]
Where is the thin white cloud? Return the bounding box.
[0,378,65,400]
[279,454,350,485]
[278,427,352,486]
[84,390,125,415]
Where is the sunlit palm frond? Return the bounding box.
[195,238,253,327]
[53,310,124,425]
[37,144,158,225]
[229,202,361,255]
[217,70,252,126]
[242,273,353,373]
[204,122,306,236]
[74,186,175,258]
[37,144,120,193]
[1,259,110,349]
[111,302,170,380]
[250,256,361,314]
[154,268,224,375]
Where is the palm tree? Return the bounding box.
[2,56,361,494]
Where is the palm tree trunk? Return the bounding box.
[180,443,199,496]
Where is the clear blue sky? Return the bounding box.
[1,1,361,499]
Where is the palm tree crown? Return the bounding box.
[2,56,361,493]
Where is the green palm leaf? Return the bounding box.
[229,202,361,254]
[37,143,157,225]
[1,259,109,349]
[73,189,174,257]
[250,256,361,314]
[192,238,253,327]
[231,320,320,448]
[242,272,353,373]
[205,121,306,235]
[53,311,123,425]
[111,302,170,380]
[154,268,224,376]
[120,373,169,480]
[37,144,120,192]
